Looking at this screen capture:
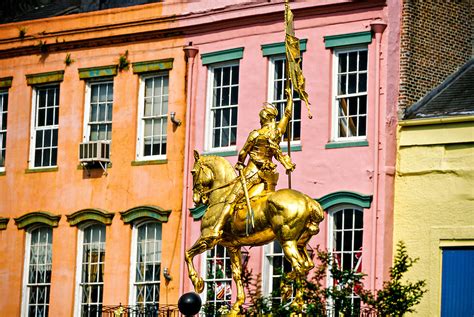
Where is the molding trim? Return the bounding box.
[26,71,64,86]
[261,39,308,56]
[66,208,114,226]
[189,204,208,221]
[325,140,369,149]
[399,115,474,127]
[201,47,244,65]
[120,205,171,224]
[0,76,13,89]
[132,58,174,74]
[0,217,9,230]
[131,159,167,166]
[78,65,118,80]
[324,31,372,48]
[14,211,61,229]
[316,191,373,210]
[202,150,238,157]
[25,167,59,173]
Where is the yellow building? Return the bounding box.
[393,59,474,316]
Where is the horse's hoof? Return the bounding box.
[195,277,204,293]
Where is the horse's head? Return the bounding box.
[191,150,214,205]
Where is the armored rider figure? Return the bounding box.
[210,88,296,239]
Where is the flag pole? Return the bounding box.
[285,0,292,189]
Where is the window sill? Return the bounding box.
[202,150,238,157]
[25,167,59,173]
[325,140,368,149]
[131,159,167,166]
[280,143,302,152]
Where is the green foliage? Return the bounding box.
[64,53,74,66]
[360,241,427,316]
[118,50,130,71]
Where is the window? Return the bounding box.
[268,56,302,142]
[206,63,239,151]
[0,90,8,171]
[22,226,53,317]
[129,222,162,308]
[136,74,168,160]
[30,85,59,168]
[202,245,232,315]
[263,241,292,307]
[332,48,368,141]
[84,81,113,142]
[75,224,106,317]
[328,206,364,311]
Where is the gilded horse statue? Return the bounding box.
[185,151,324,315]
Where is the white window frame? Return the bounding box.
[204,62,239,153]
[0,90,8,172]
[331,46,369,142]
[267,55,302,145]
[135,73,169,161]
[262,241,291,304]
[327,204,364,312]
[128,220,163,308]
[21,225,53,317]
[73,223,106,317]
[200,245,233,314]
[82,80,114,142]
[28,84,60,169]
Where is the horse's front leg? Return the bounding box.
[185,237,217,293]
[227,246,245,316]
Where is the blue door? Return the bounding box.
[441,247,474,316]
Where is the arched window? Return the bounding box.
[22,226,53,317]
[75,223,106,317]
[129,221,163,309]
[328,205,364,312]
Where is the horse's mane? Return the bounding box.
[201,155,236,184]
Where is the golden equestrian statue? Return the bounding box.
[185,95,324,315]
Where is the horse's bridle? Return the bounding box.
[192,159,239,201]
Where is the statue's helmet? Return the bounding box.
[259,103,278,121]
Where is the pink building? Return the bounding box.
[180,0,400,312]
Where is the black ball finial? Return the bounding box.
[178,292,202,316]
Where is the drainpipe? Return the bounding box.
[180,44,199,296]
[370,19,386,291]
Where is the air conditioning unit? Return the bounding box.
[79,141,111,163]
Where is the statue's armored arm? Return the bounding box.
[277,88,293,135]
[236,130,258,170]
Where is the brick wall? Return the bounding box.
[398,0,473,116]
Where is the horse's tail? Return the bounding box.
[305,196,325,235]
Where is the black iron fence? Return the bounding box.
[101,304,180,317]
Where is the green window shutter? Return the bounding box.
[132,58,174,74]
[324,31,372,48]
[0,77,13,89]
[26,71,64,86]
[201,47,244,65]
[261,39,308,56]
[78,65,118,80]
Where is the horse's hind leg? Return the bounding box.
[297,232,315,273]
[280,240,306,311]
[227,247,245,316]
[185,237,218,293]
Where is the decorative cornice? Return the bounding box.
[324,31,372,49]
[66,208,114,226]
[0,217,9,230]
[201,47,244,65]
[0,76,13,89]
[78,65,118,80]
[189,204,208,221]
[316,191,373,210]
[120,205,171,224]
[132,58,174,74]
[261,39,307,56]
[25,71,64,86]
[14,211,61,229]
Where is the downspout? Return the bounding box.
[180,44,199,295]
[370,19,386,291]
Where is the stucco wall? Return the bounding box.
[393,120,474,316]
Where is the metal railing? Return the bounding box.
[101,304,180,317]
